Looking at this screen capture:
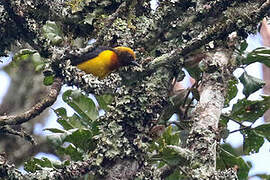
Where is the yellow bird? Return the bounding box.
[71,46,139,79]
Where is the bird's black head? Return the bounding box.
[114,47,139,67]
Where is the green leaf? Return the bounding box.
[24,157,67,173]
[54,108,84,130]
[164,169,188,180]
[224,79,238,107]
[31,53,45,72]
[243,47,270,67]
[149,126,180,152]
[62,90,99,122]
[149,126,184,168]
[35,63,45,72]
[254,123,270,141]
[24,157,53,173]
[165,170,180,180]
[54,107,67,117]
[153,146,183,167]
[239,72,265,98]
[218,144,239,157]
[42,21,63,45]
[9,50,44,72]
[65,129,96,152]
[162,126,180,146]
[217,146,251,179]
[242,130,264,155]
[253,174,270,179]
[219,115,230,127]
[96,94,114,111]
[59,114,84,129]
[44,128,65,133]
[165,170,188,180]
[186,66,201,81]
[230,96,270,123]
[58,144,83,161]
[43,75,54,86]
[13,49,37,62]
[239,41,248,53]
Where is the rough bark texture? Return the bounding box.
[186,51,230,178]
[0,0,269,179]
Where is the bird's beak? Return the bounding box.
[131,61,140,67]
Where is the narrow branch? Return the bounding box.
[229,125,252,134]
[221,114,243,126]
[0,126,36,144]
[0,78,62,126]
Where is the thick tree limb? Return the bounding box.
[186,50,236,179]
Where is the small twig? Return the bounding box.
[183,96,195,119]
[0,78,62,126]
[221,114,243,126]
[169,121,189,130]
[182,88,192,108]
[181,78,201,117]
[221,114,255,134]
[229,125,252,134]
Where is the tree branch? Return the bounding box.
[0,126,36,144]
[0,78,62,126]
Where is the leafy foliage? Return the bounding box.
[25,89,104,172]
[217,144,251,180]
[254,123,270,141]
[224,79,238,108]
[242,130,264,155]
[43,75,55,86]
[25,157,70,173]
[149,126,190,178]
[42,21,63,45]
[242,47,270,67]
[25,43,270,178]
[236,123,270,156]
[6,49,45,73]
[239,71,265,98]
[13,49,36,62]
[230,96,270,123]
[221,44,270,179]
[95,94,114,111]
[62,90,99,123]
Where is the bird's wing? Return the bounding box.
[70,47,114,66]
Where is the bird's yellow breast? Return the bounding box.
[77,50,118,79]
